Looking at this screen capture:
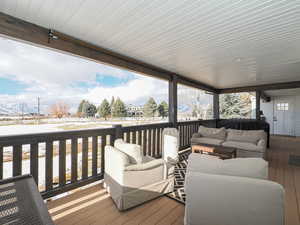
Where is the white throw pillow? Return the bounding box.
[114,139,143,164]
[198,126,226,140]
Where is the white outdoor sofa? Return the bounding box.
[191,126,268,159]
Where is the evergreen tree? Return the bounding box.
[86,103,97,117]
[77,100,86,116]
[98,99,111,120]
[81,101,97,117]
[110,97,115,113]
[112,97,127,117]
[220,93,252,119]
[143,97,157,117]
[81,101,88,117]
[157,101,168,118]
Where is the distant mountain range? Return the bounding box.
[0,103,35,115]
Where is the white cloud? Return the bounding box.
[0,37,168,113]
[0,36,135,88]
[85,76,168,105]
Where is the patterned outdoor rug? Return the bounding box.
[166,150,191,204]
[289,154,300,167]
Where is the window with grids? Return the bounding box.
[277,103,289,111]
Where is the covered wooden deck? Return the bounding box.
[47,184,184,225]
[47,136,300,225]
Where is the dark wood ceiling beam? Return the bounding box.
[176,77,216,93]
[0,12,217,93]
[218,81,300,94]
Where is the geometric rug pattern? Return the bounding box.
[166,150,191,204]
[289,154,300,167]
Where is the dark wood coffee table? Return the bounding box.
[191,144,237,159]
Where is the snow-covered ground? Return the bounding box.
[0,121,145,136]
[0,117,166,136]
[3,151,83,186]
[0,122,109,136]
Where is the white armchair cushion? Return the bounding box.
[105,146,130,168]
[188,153,268,180]
[114,139,143,164]
[125,158,165,171]
[162,128,179,163]
[104,146,131,185]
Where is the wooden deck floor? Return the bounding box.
[47,136,300,225]
[47,183,184,225]
[268,136,300,225]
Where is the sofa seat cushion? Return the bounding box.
[226,129,265,144]
[114,139,143,164]
[191,137,224,146]
[198,126,226,140]
[222,141,264,152]
[187,153,268,180]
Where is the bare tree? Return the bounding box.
[49,102,70,118]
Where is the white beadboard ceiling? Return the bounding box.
[0,0,300,89]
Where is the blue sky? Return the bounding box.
[0,77,29,95]
[0,37,168,113]
[95,73,136,87]
[71,73,137,89]
[0,71,138,94]
[0,67,140,97]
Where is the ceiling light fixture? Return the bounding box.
[48,29,59,43]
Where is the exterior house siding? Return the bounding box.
[261,95,300,136]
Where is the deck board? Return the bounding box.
[48,136,300,225]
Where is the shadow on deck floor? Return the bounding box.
[47,183,184,225]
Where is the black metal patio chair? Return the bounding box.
[0,174,54,225]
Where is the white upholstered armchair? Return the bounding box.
[104,139,175,211]
[184,154,285,225]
